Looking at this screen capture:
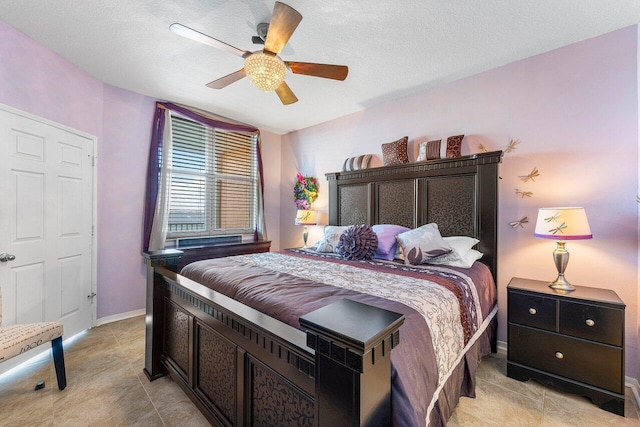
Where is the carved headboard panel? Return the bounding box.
[326,151,502,282]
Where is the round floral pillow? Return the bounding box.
[337,225,378,260]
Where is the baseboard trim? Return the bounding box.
[626,376,640,410]
[496,339,507,354]
[96,308,145,326]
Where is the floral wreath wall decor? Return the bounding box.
[294,173,319,210]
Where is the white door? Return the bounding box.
[0,105,95,372]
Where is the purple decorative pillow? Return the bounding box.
[381,136,409,166]
[337,225,378,260]
[372,224,410,260]
[446,135,464,158]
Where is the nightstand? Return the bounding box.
[506,277,625,416]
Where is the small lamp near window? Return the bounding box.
[295,210,317,248]
[534,207,592,291]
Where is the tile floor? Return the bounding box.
[0,315,638,426]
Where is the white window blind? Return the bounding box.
[167,115,258,238]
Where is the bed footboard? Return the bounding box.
[142,250,404,427]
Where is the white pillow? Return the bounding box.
[428,248,483,268]
[316,225,350,253]
[443,236,479,256]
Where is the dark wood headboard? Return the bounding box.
[325,151,502,281]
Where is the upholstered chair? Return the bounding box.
[0,288,67,390]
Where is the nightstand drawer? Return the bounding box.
[509,324,623,393]
[559,301,624,346]
[508,291,556,331]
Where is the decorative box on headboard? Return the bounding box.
[325,151,502,281]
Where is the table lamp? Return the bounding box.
[295,209,317,248]
[534,207,592,291]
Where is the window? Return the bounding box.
[167,115,258,238]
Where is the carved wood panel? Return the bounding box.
[196,322,237,425]
[376,180,415,228]
[339,184,368,225]
[326,151,501,280]
[249,357,314,427]
[421,176,476,237]
[164,299,190,377]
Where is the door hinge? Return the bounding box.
[91,225,94,236]
[91,156,95,167]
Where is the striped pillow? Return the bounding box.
[416,134,464,161]
[342,154,372,171]
[417,139,443,161]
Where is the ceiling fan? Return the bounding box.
[170,1,348,105]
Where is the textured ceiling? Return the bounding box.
[1,1,639,134]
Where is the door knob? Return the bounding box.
[0,253,16,262]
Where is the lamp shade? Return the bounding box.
[533,207,592,240]
[295,210,317,225]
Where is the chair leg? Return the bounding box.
[51,337,66,390]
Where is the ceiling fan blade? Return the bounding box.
[264,2,302,55]
[170,23,250,58]
[275,81,298,105]
[206,69,247,89]
[286,62,348,81]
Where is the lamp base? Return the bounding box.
[549,241,575,291]
[302,225,309,249]
[549,241,576,292]
[549,274,575,292]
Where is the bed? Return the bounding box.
[142,150,502,426]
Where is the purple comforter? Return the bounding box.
[181,250,496,426]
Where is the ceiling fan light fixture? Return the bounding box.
[244,52,287,91]
[173,2,347,104]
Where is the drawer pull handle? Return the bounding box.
[528,308,537,315]
[555,351,564,359]
[586,319,595,327]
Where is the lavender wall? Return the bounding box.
[0,20,156,319]
[0,20,284,320]
[281,26,640,380]
[0,20,103,140]
[99,85,156,318]
[260,130,282,250]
